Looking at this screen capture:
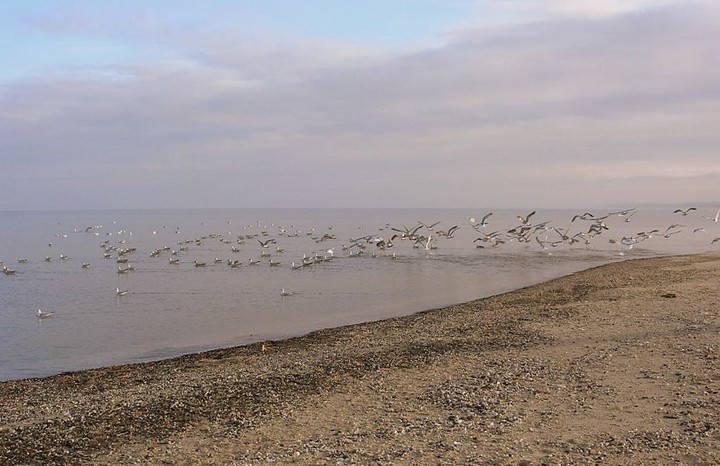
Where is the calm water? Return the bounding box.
[1,207,718,381]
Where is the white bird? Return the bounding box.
[517,211,536,225]
[703,208,720,223]
[37,309,54,319]
[478,212,493,227]
[424,235,436,251]
[116,287,129,296]
[280,288,295,296]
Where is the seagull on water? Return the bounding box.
[116,287,129,296]
[280,288,296,296]
[37,309,54,319]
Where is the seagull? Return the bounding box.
[436,225,459,238]
[693,228,706,235]
[417,220,441,231]
[258,238,277,248]
[674,207,697,216]
[517,211,536,226]
[424,235,437,251]
[470,213,493,229]
[37,309,54,319]
[280,288,296,296]
[622,211,636,223]
[535,235,550,250]
[703,208,720,223]
[479,212,493,227]
[390,224,424,240]
[116,287,129,296]
[711,237,720,245]
[663,224,684,235]
[609,207,636,217]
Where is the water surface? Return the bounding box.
[1,207,717,381]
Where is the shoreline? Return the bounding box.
[2,253,719,464]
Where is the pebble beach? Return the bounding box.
[2,252,719,465]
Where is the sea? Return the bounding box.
[1,207,718,381]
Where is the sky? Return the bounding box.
[1,0,719,210]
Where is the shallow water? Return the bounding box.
[1,207,717,381]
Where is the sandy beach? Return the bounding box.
[1,252,719,465]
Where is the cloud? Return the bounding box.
[1,1,719,210]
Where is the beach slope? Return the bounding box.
[2,253,719,465]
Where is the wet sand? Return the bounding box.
[1,253,719,465]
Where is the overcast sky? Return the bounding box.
[1,0,718,210]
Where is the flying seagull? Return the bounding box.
[517,211,536,225]
[703,208,720,223]
[673,207,697,216]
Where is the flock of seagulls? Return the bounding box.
[3,206,719,319]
